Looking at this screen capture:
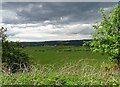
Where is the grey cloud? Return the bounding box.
[75,28,95,35]
[67,27,95,35]
[2,0,119,2]
[2,2,117,24]
[1,2,118,41]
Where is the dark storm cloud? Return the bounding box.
[2,2,117,24]
[1,2,118,41]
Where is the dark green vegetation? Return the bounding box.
[18,40,91,46]
[1,27,31,73]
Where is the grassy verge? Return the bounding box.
[1,60,120,86]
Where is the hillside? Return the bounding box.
[18,39,91,46]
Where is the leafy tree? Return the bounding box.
[90,5,120,72]
[0,27,31,73]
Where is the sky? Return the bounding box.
[0,2,118,42]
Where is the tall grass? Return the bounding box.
[1,60,120,85]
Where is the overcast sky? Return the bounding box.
[0,2,117,42]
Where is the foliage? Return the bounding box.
[90,5,120,69]
[1,61,120,85]
[0,27,31,73]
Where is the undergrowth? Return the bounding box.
[1,60,120,86]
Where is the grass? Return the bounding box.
[2,73,120,85]
[1,60,120,85]
[23,46,110,70]
[2,46,120,86]
[24,46,108,65]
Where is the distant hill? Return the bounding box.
[18,39,91,46]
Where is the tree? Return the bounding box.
[90,5,120,72]
[0,27,31,73]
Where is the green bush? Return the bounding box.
[1,27,31,73]
[90,5,120,71]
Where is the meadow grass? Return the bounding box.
[2,46,120,86]
[24,46,108,65]
[23,46,110,71]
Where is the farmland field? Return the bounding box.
[2,46,120,85]
[23,46,111,69]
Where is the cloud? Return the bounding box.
[2,2,117,24]
[1,2,117,42]
[4,23,93,42]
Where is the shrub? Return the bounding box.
[1,27,31,73]
[89,5,120,72]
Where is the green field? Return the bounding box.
[23,46,111,69]
[2,46,120,85]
